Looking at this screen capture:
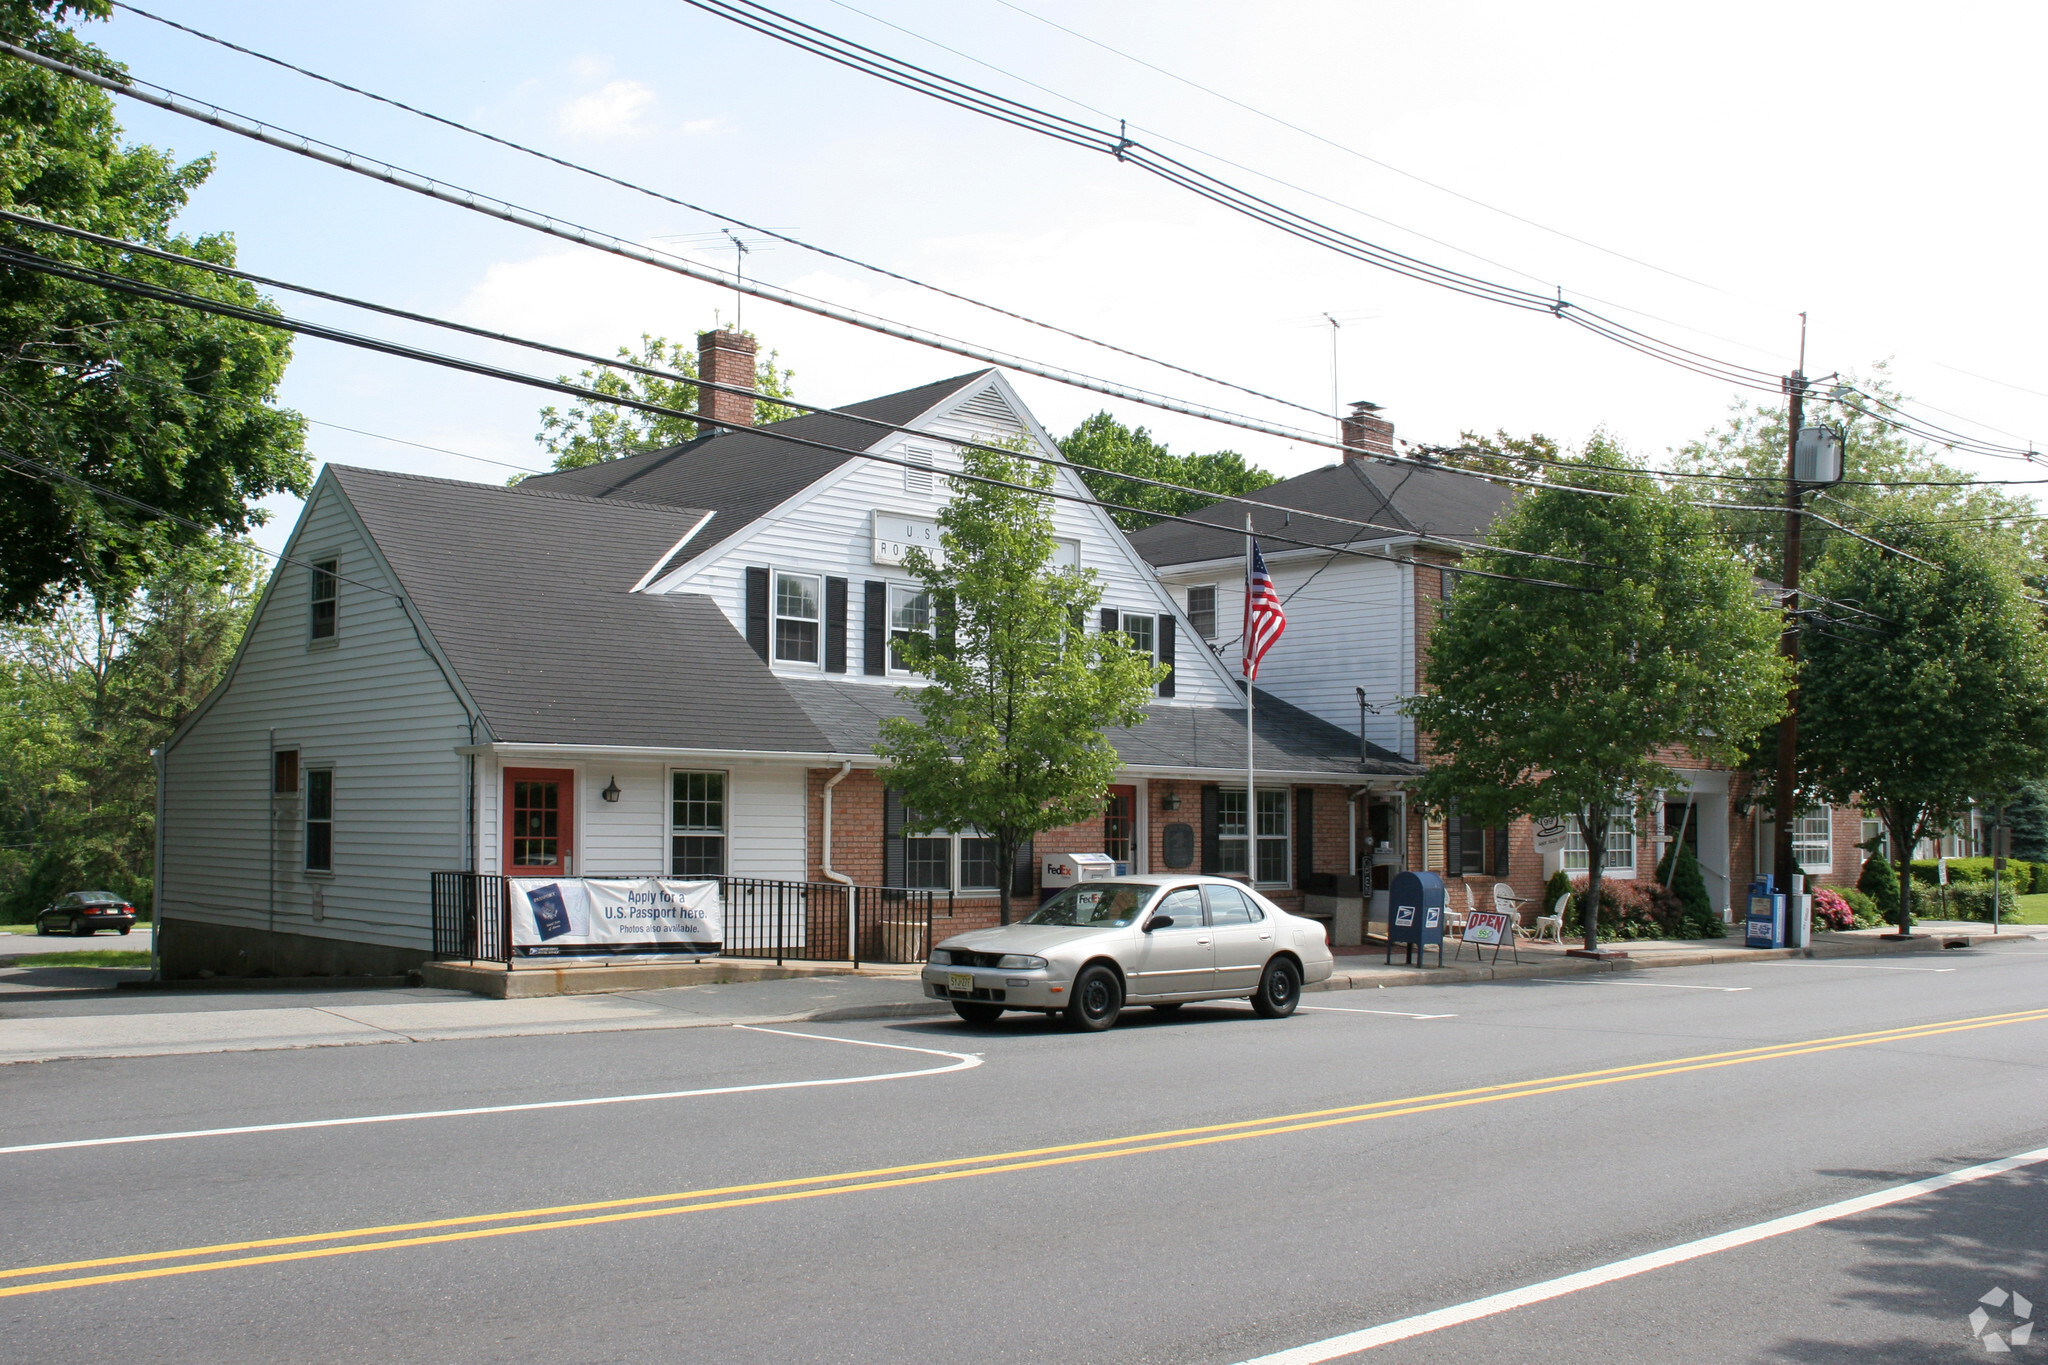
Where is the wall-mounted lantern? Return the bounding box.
[601,776,622,803]
[1159,790,1180,811]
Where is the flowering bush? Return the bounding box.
[1811,886,1856,932]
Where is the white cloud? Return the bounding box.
[556,79,659,141]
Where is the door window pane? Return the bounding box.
[1204,883,1257,925]
[774,573,820,663]
[1153,887,1205,927]
[1103,789,1135,865]
[510,779,559,868]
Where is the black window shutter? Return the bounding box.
[1445,811,1465,877]
[863,581,887,675]
[936,591,958,659]
[1011,837,1035,900]
[1494,826,1512,877]
[883,788,907,887]
[1100,607,1119,637]
[744,567,770,661]
[1157,614,1176,697]
[825,577,848,673]
[1295,787,1313,889]
[1200,785,1220,875]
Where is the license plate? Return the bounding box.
[947,972,973,992]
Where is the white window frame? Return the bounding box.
[669,769,727,877]
[308,557,338,645]
[1218,786,1289,887]
[1186,584,1218,639]
[772,570,823,668]
[887,582,931,675]
[304,766,334,875]
[1793,807,1833,871]
[902,829,1002,893]
[1122,611,1156,663]
[1562,807,1635,875]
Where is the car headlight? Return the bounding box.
[927,949,952,966]
[995,954,1047,970]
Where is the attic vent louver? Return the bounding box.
[905,446,936,495]
[952,389,1022,432]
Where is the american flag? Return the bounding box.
[1242,538,1286,680]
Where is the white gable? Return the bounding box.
[648,371,1245,706]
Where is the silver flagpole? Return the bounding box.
[1245,513,1255,880]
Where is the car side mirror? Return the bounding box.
[1144,915,1172,932]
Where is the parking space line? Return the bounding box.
[1226,1143,2048,1362]
[0,1027,980,1157]
[1773,963,1957,973]
[1529,978,1748,993]
[1301,1006,1457,1020]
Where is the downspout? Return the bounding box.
[1348,785,1365,881]
[820,762,854,885]
[150,745,165,982]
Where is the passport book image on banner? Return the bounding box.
[509,878,722,955]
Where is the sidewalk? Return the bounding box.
[1,922,2039,1066]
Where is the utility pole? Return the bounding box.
[1771,315,1808,908]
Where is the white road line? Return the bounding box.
[1528,977,1749,992]
[0,1027,979,1157]
[1227,1144,2048,1363]
[1300,1006,1457,1020]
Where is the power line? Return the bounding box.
[106,0,1330,424]
[0,236,1600,595]
[306,420,545,477]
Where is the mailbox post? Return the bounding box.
[1385,870,1447,967]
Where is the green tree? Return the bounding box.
[533,331,797,472]
[875,441,1164,925]
[0,0,307,621]
[2006,780,2048,864]
[1446,428,1562,485]
[1402,438,1788,951]
[0,534,256,916]
[1058,412,1277,531]
[1798,522,2048,935]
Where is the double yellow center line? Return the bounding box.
[7,1005,2047,1299]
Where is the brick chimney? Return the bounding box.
[1340,400,1395,462]
[696,329,759,433]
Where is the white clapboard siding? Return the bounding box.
[663,374,1242,707]
[1162,552,1414,758]
[728,762,807,879]
[162,482,472,952]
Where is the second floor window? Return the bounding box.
[1122,612,1156,662]
[1186,585,1217,639]
[775,572,821,664]
[889,585,930,672]
[310,559,337,640]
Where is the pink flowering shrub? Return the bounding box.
[1811,886,1856,931]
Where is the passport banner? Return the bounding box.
[509,877,721,955]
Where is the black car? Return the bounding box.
[35,891,138,937]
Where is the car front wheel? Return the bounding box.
[951,1001,1003,1024]
[1066,964,1123,1032]
[1250,958,1301,1018]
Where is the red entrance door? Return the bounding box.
[1104,785,1136,869]
[505,769,574,876]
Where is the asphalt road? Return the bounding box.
[3,944,2046,1363]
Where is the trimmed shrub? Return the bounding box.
[1858,854,1899,920]
[1941,857,1998,884]
[1655,844,1715,929]
[2034,862,2048,895]
[1567,876,1712,941]
[1838,887,1882,927]
[1811,886,1856,932]
[1946,883,2018,923]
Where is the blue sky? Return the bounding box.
[77,0,2048,552]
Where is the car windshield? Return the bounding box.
[1024,882,1157,928]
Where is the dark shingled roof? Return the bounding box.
[1127,456,1514,567]
[779,677,1419,776]
[330,466,833,752]
[513,371,991,575]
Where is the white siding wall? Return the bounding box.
[662,376,1243,707]
[161,481,472,952]
[476,755,807,881]
[1164,551,1412,758]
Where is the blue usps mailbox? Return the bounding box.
[1745,876,1785,949]
[1385,870,1448,967]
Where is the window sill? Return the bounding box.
[303,869,335,880]
[306,637,339,652]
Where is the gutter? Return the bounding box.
[820,761,854,886]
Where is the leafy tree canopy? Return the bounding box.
[1403,436,1788,949]
[1799,520,2048,932]
[876,439,1164,924]
[1442,428,1562,486]
[0,0,308,621]
[1058,411,1277,531]
[533,330,797,473]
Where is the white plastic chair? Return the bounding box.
[1534,892,1569,944]
[1491,880,1528,929]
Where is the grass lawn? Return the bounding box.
[3,949,151,968]
[2008,893,2048,925]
